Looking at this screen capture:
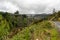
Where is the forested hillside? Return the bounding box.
[0,11,60,40]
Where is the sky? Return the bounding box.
[0,0,60,14]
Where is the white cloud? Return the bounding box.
[0,1,19,13]
[0,0,60,14]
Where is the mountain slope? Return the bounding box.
[7,21,59,40]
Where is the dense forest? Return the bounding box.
[0,10,60,40]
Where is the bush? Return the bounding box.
[10,21,58,40]
[0,15,10,40]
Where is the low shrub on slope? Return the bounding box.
[10,21,58,40]
[0,15,10,40]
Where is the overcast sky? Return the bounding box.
[0,0,60,14]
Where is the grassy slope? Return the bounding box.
[0,15,10,40]
[7,21,59,40]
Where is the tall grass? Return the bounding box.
[10,21,58,40]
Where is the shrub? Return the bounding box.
[0,15,10,40]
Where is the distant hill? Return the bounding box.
[33,14,51,19]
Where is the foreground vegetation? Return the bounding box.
[9,21,58,40]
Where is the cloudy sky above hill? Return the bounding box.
[0,0,60,14]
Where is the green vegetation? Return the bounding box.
[0,10,60,40]
[0,15,10,40]
[7,21,58,40]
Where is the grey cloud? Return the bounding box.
[0,0,60,14]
